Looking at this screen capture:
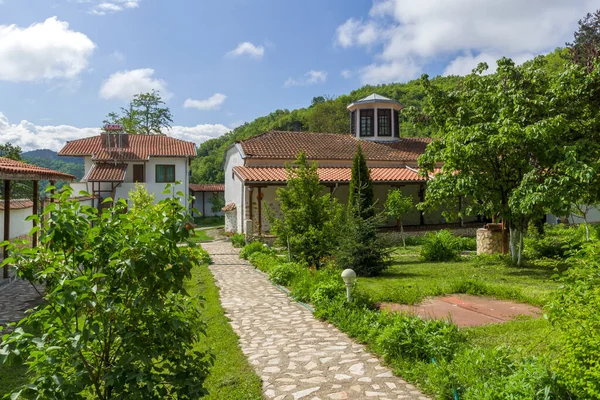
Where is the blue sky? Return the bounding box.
[0,0,598,151]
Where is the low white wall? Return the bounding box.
[0,207,33,241]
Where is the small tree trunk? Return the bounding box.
[400,221,405,248]
[509,226,517,264]
[517,227,524,267]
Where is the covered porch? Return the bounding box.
[0,157,75,280]
[232,165,469,237]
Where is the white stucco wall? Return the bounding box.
[0,207,33,241]
[223,145,245,233]
[191,192,224,217]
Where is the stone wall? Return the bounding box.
[224,210,237,233]
[476,228,509,255]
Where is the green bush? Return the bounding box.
[404,235,425,246]
[248,252,280,272]
[335,209,392,277]
[549,242,600,398]
[230,233,245,248]
[524,224,585,259]
[420,230,460,261]
[376,315,462,362]
[270,263,302,286]
[240,241,272,259]
[455,236,476,251]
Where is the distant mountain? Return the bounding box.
[23,149,84,165]
[23,149,85,181]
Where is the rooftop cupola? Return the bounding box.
[347,94,403,141]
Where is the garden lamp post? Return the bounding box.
[341,269,357,302]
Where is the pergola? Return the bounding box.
[0,157,75,279]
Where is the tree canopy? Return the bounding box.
[414,56,600,265]
[103,90,173,135]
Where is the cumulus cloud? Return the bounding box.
[183,93,227,111]
[0,112,230,152]
[341,69,352,79]
[0,17,95,82]
[90,0,140,15]
[443,52,536,76]
[284,70,327,88]
[226,42,265,58]
[99,68,171,100]
[337,0,597,84]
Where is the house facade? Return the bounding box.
[58,133,196,208]
[223,94,478,236]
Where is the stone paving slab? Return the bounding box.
[0,278,44,334]
[203,241,429,400]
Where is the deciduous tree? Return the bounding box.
[102,90,173,135]
[385,189,414,247]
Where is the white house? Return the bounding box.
[223,94,480,236]
[58,133,196,208]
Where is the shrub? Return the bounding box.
[248,252,280,273]
[549,242,600,398]
[230,233,246,248]
[240,241,272,259]
[335,208,392,277]
[376,315,462,362]
[420,230,460,261]
[455,236,476,252]
[270,263,302,286]
[404,235,425,246]
[0,185,211,399]
[524,224,585,259]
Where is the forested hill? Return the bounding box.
[191,50,567,184]
[23,150,85,181]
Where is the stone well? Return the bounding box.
[476,224,509,255]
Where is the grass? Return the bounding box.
[187,265,262,400]
[194,216,225,228]
[358,253,561,307]
[190,229,214,243]
[0,356,29,397]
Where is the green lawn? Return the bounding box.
[0,354,29,397]
[358,253,560,307]
[188,265,262,400]
[190,229,214,243]
[194,216,225,228]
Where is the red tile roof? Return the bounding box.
[58,134,196,161]
[189,184,225,192]
[233,166,431,183]
[238,131,432,162]
[0,157,75,181]
[84,163,128,182]
[0,196,95,211]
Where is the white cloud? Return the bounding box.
[335,18,380,48]
[90,0,140,15]
[338,0,599,84]
[99,68,171,100]
[443,52,536,76]
[0,112,230,152]
[226,42,265,58]
[183,93,227,111]
[0,17,95,82]
[341,69,352,79]
[284,70,327,88]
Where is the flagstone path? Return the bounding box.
[203,241,429,400]
[0,278,44,334]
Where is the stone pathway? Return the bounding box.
[0,278,44,334]
[204,241,429,400]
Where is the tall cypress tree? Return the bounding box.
[348,144,374,219]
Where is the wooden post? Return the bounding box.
[3,179,10,279]
[32,180,38,248]
[257,187,262,236]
